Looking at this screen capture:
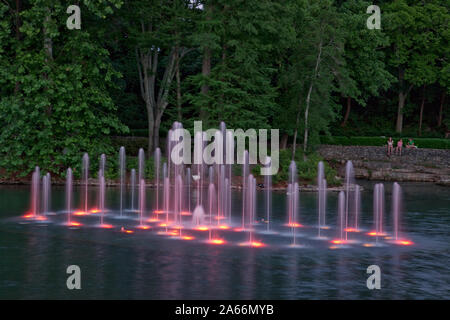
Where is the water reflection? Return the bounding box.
[0,182,449,299]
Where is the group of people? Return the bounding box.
[387,137,417,156]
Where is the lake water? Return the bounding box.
[0,181,449,299]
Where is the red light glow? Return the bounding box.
[121,228,134,234]
[182,236,195,240]
[180,211,192,216]
[154,210,165,214]
[208,239,226,245]
[74,211,89,216]
[250,241,265,247]
[137,225,151,230]
[23,213,33,219]
[367,231,386,237]
[286,223,303,228]
[100,224,113,229]
[344,228,360,232]
[218,225,230,230]
[68,221,82,227]
[330,239,347,245]
[90,208,100,213]
[147,218,159,223]
[394,239,413,246]
[195,226,209,231]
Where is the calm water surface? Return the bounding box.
[0,181,449,299]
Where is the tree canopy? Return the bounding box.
[0,0,448,176]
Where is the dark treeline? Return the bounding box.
[0,0,448,176]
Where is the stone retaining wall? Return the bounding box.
[317,145,450,184]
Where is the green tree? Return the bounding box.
[187,0,294,129]
[286,0,347,159]
[384,0,448,134]
[124,0,197,153]
[0,0,126,177]
[339,0,394,127]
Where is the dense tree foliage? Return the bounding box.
[0,0,127,177]
[0,0,448,177]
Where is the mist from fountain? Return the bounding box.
[185,168,191,213]
[337,191,346,241]
[194,131,204,207]
[66,168,73,224]
[163,176,170,230]
[247,174,256,243]
[42,173,51,215]
[23,121,416,249]
[98,169,106,226]
[30,166,40,217]
[138,178,145,227]
[241,150,249,229]
[265,157,272,232]
[174,175,183,226]
[373,183,385,242]
[344,161,355,237]
[317,161,327,237]
[154,148,161,214]
[138,148,145,182]
[99,153,106,175]
[119,146,126,216]
[130,168,136,211]
[288,182,299,246]
[392,182,402,241]
[206,183,214,240]
[82,153,89,213]
[354,184,361,231]
[287,160,298,226]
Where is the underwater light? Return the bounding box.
[209,239,225,245]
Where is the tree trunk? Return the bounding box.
[200,46,211,120]
[418,85,425,136]
[291,96,302,161]
[175,48,182,121]
[438,91,446,127]
[147,106,154,154]
[200,2,212,120]
[43,9,53,61]
[341,96,351,127]
[397,91,405,133]
[280,134,288,150]
[303,84,313,159]
[154,115,162,151]
[396,68,412,133]
[201,50,211,93]
[303,40,323,159]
